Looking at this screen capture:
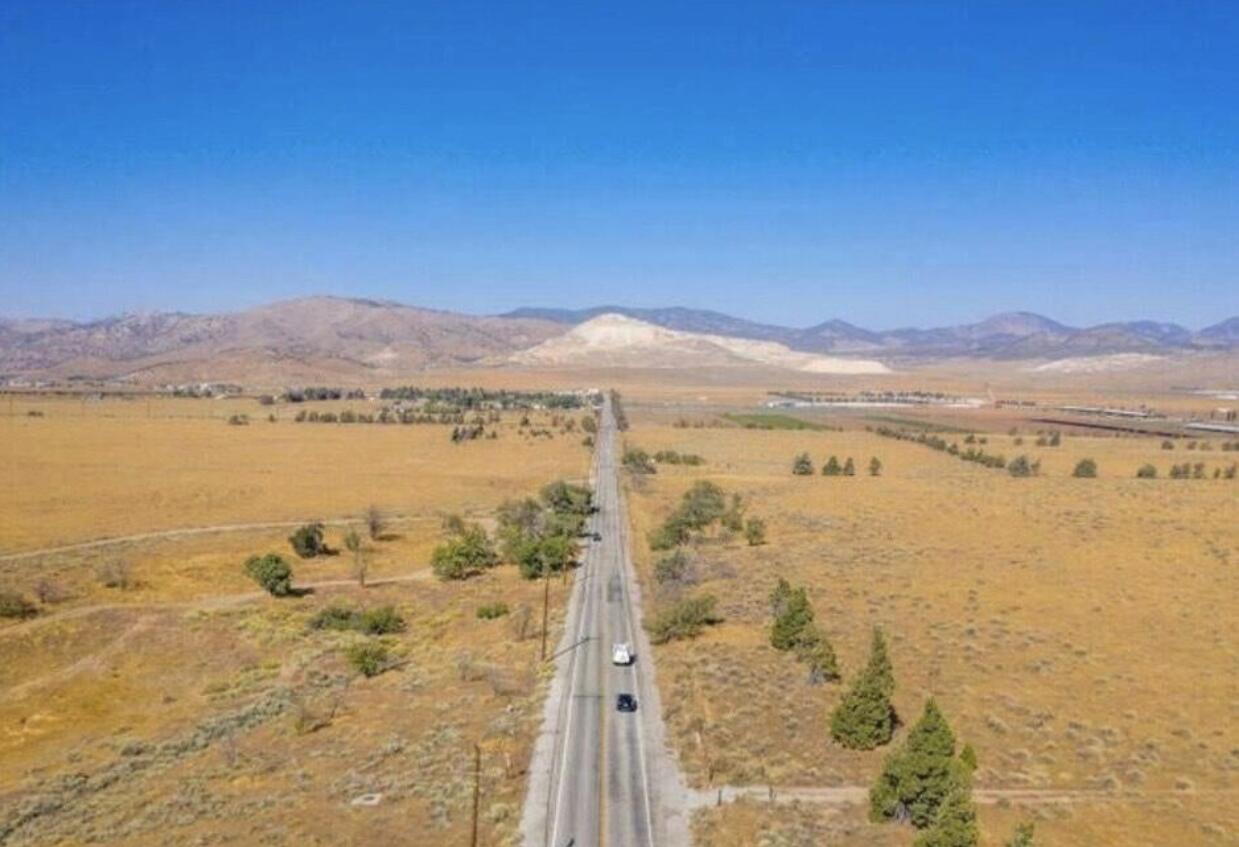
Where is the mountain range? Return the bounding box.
[504,307,1239,359]
[0,296,1235,384]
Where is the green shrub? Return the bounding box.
[245,553,294,596]
[822,456,843,476]
[431,524,498,580]
[1072,458,1098,478]
[869,457,883,476]
[653,549,695,586]
[622,447,657,474]
[477,602,510,620]
[0,590,37,620]
[514,532,576,579]
[360,605,405,634]
[792,453,814,475]
[744,517,767,546]
[646,595,720,644]
[288,522,328,558]
[346,641,391,677]
[1007,455,1039,477]
[309,605,360,631]
[1136,464,1158,479]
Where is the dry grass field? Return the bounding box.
[0,394,590,845]
[622,403,1237,846]
[1,395,590,553]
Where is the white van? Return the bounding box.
[611,643,633,665]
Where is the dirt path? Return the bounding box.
[0,514,452,563]
[685,784,1229,810]
[0,571,432,642]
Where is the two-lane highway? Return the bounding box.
[541,394,656,847]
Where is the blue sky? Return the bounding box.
[1,1,1236,329]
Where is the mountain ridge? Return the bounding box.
[1,297,1235,384]
[502,306,1237,358]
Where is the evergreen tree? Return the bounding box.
[843,457,856,476]
[830,628,896,749]
[795,622,840,683]
[870,699,960,828]
[866,626,895,697]
[1004,822,1035,847]
[792,452,814,475]
[869,457,882,476]
[959,743,977,773]
[823,456,843,476]
[912,784,978,847]
[830,665,895,749]
[771,584,815,651]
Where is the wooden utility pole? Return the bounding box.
[540,564,550,661]
[470,742,481,847]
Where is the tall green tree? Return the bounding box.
[770,584,815,651]
[792,453,814,475]
[870,699,961,828]
[830,628,896,749]
[822,456,843,476]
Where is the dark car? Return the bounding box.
[616,693,638,712]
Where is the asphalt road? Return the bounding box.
[544,395,656,847]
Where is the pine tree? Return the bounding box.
[823,456,843,476]
[792,452,814,475]
[843,457,856,476]
[830,628,896,749]
[866,627,894,697]
[869,457,883,476]
[913,784,978,847]
[870,699,960,827]
[771,585,814,651]
[831,667,894,749]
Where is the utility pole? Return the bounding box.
[470,742,481,847]
[540,563,550,661]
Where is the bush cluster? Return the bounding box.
[495,480,593,579]
[646,595,720,644]
[245,553,294,596]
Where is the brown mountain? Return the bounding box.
[0,297,563,385]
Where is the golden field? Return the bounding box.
[622,405,1237,846]
[1,395,590,553]
[0,395,590,845]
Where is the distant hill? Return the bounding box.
[0,297,562,384]
[1,297,1234,385]
[505,306,1237,359]
[505,313,890,374]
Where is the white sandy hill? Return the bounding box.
[1029,353,1166,374]
[506,313,892,373]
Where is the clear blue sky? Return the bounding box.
[1,1,1236,329]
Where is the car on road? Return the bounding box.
[611,642,633,665]
[616,693,638,712]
